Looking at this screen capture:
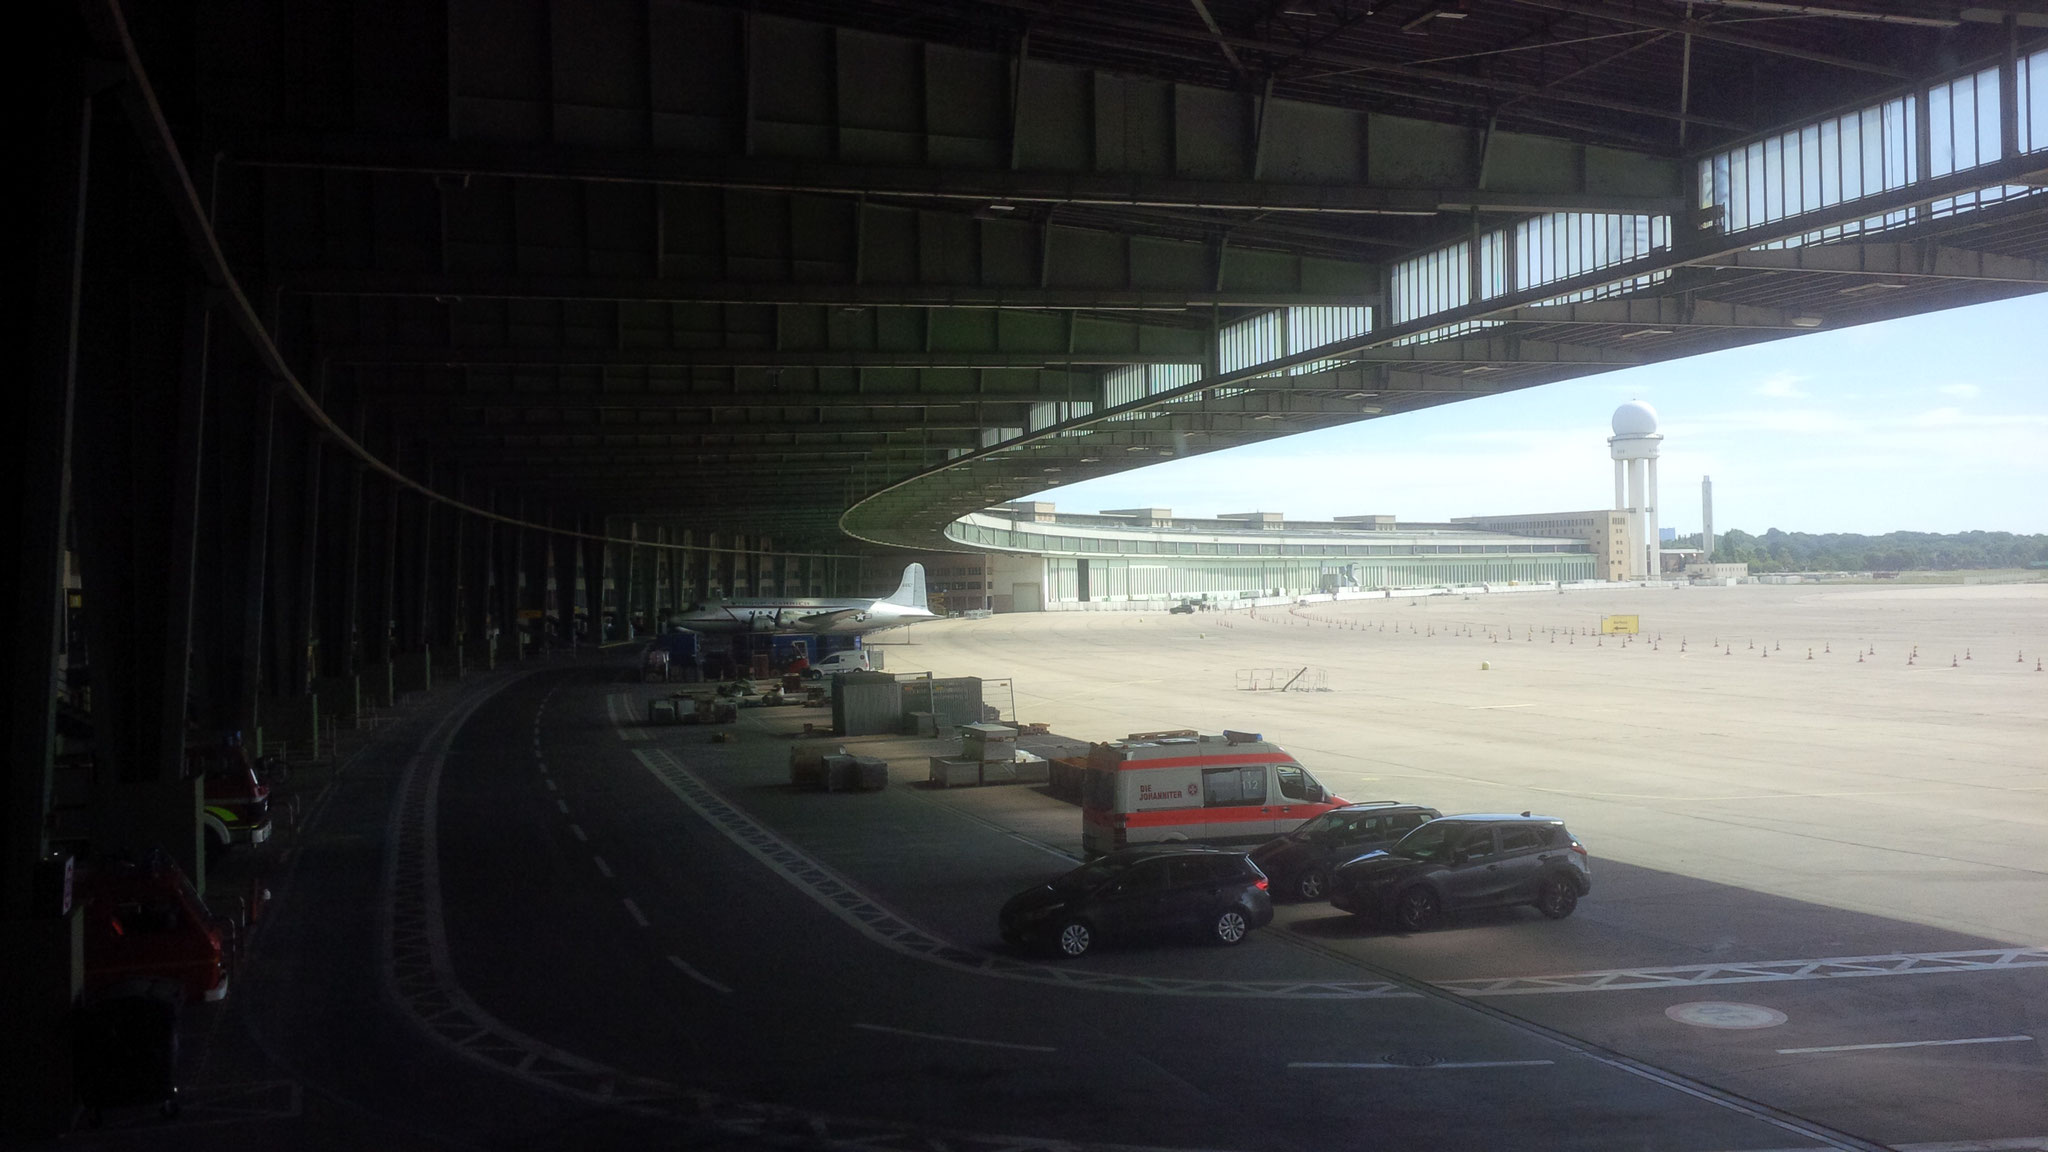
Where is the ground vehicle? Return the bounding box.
[1079,730,1346,856]
[803,649,876,679]
[185,741,273,849]
[1328,814,1591,931]
[999,846,1273,957]
[78,854,231,1004]
[1249,802,1441,900]
[1168,600,1197,614]
[641,647,671,682]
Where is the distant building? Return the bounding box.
[1660,527,1678,542]
[907,504,1598,612]
[1450,511,1630,582]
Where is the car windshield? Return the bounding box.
[1392,821,1463,862]
[1048,858,1130,892]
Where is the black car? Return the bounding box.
[1250,802,1441,901]
[999,846,1274,958]
[1328,814,1591,931]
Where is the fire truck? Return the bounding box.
[1080,730,1347,857]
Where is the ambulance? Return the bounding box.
[1080,730,1347,857]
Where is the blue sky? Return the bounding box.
[1023,292,2048,536]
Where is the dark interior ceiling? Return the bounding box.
[101,0,2048,552]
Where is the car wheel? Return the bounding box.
[1295,868,1329,901]
[1212,908,1251,945]
[1536,874,1579,919]
[1054,920,1093,958]
[1393,886,1441,932]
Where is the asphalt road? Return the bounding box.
[53,643,2044,1151]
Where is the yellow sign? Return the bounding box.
[1600,615,1640,634]
[518,609,545,620]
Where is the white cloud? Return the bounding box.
[1939,383,1981,399]
[1753,373,1809,399]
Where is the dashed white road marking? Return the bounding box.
[555,798,568,813]
[544,777,558,792]
[1776,1035,2033,1055]
[622,898,649,927]
[1290,1059,1555,1070]
[568,824,586,842]
[593,855,614,878]
[1441,947,2048,997]
[854,1023,1056,1053]
[667,955,734,995]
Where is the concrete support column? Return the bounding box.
[74,252,212,890]
[1613,458,1625,512]
[616,520,637,641]
[2,58,93,1140]
[579,519,604,649]
[1638,450,1654,569]
[364,435,401,706]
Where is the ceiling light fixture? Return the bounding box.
[1618,328,1675,339]
[1838,281,1908,294]
[1790,315,1826,328]
[1461,364,1501,374]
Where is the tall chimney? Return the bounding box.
[1702,475,1715,563]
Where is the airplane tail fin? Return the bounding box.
[881,563,929,610]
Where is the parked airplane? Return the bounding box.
[672,564,939,636]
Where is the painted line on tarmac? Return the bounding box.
[634,747,1414,1001]
[1440,948,2048,997]
[1466,703,1538,710]
[384,669,1196,1152]
[1289,1059,1554,1070]
[855,1022,1058,1053]
[666,955,733,995]
[1776,1034,2032,1055]
[622,897,649,927]
[593,855,614,878]
[1708,1141,2048,1152]
[568,823,586,842]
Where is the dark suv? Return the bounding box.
[999,846,1274,958]
[1328,814,1590,931]
[1250,802,1441,901]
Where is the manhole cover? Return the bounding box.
[1665,1002,1788,1030]
[1379,1051,1441,1067]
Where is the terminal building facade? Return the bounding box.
[915,503,1599,612]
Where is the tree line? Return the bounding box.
[1668,529,2048,573]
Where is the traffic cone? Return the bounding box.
[1964,648,1970,660]
[1951,655,1958,667]
[1858,652,1864,663]
[1808,649,1813,660]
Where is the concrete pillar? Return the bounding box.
[393,650,433,694]
[75,266,215,892]
[616,520,637,640]
[1647,456,1662,578]
[4,48,89,923]
[2,64,91,1140]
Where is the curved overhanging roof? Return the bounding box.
[107,0,2048,556]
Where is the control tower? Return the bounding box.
[1609,401,1663,580]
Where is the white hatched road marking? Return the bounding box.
[1439,949,2048,998]
[635,747,1413,1001]
[855,1023,1057,1053]
[568,824,586,842]
[1777,1035,2033,1055]
[666,954,733,995]
[386,673,1234,1151]
[1289,1059,1554,1070]
[593,855,614,878]
[622,898,649,927]
[1708,1141,2048,1152]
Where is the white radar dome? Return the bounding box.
[1611,400,1660,437]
